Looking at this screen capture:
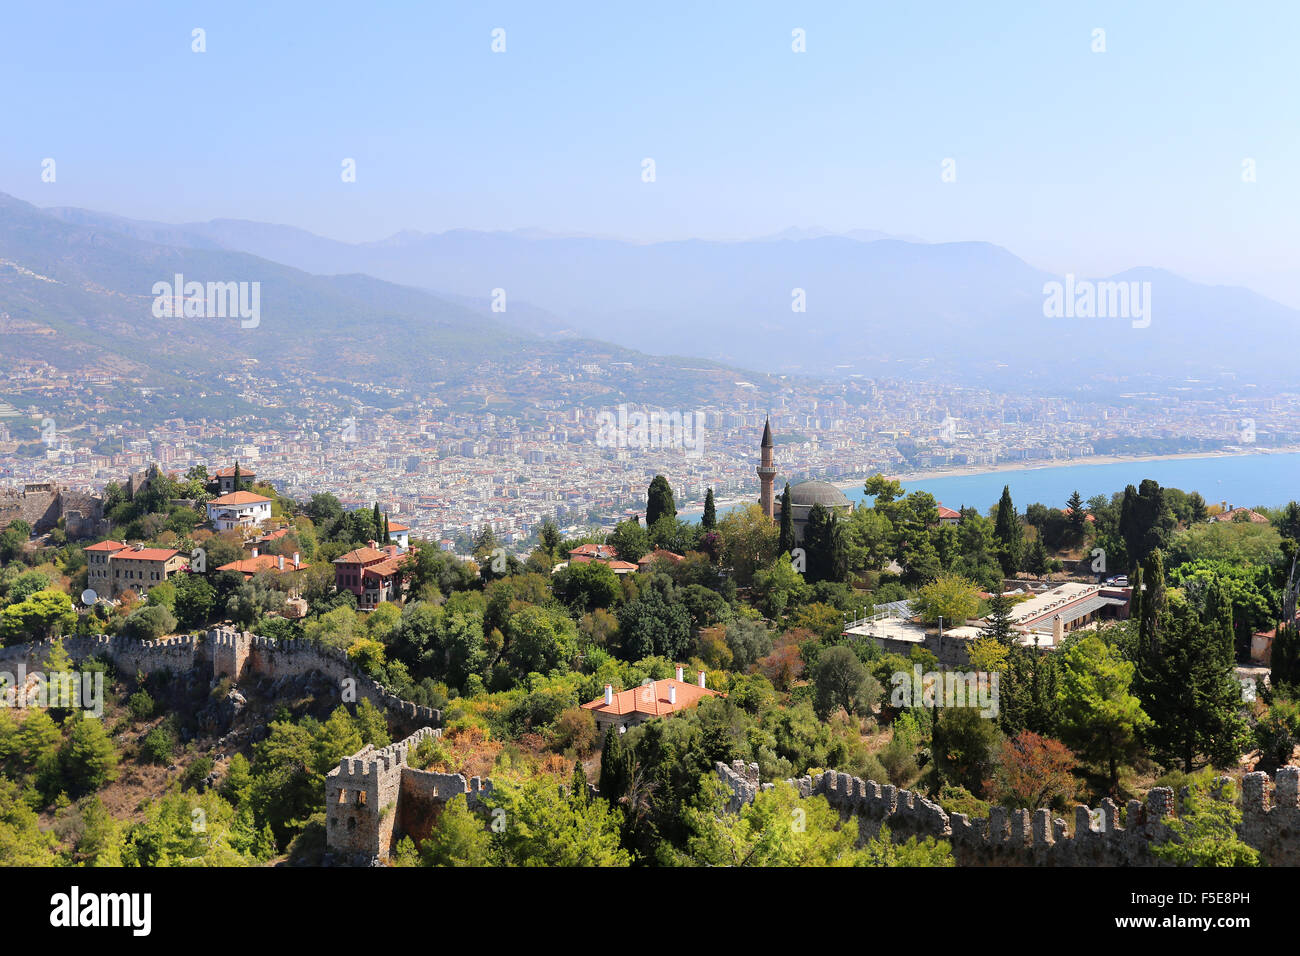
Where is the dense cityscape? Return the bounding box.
[4,356,1299,547]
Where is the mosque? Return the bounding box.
[757,417,853,544]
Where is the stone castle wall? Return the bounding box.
[716,760,1300,866]
[0,628,441,726]
[324,725,499,862]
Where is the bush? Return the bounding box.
[182,756,214,791]
[127,689,155,721]
[141,724,177,765]
[552,706,598,756]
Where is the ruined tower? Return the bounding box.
[757,417,776,520]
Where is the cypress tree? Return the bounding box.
[645,475,676,527]
[702,488,716,531]
[372,502,383,542]
[778,483,795,555]
[1134,553,1249,773]
[993,485,1023,576]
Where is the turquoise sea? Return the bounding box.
[687,451,1300,519]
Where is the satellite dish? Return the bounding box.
[80,588,98,605]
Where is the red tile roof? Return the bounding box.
[581,677,719,718]
[333,547,388,564]
[86,540,128,552]
[210,491,271,505]
[217,554,305,576]
[109,548,183,563]
[638,549,685,565]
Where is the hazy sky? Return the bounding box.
[5,1,1298,306]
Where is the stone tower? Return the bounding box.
[757,417,776,520]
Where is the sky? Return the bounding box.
[4,1,1298,305]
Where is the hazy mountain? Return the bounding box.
[1,194,763,412]
[37,201,1300,388]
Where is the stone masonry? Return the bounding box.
[716,760,1300,865]
[325,726,496,863]
[0,628,441,726]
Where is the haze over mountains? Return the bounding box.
[13,194,1300,391]
[0,193,766,418]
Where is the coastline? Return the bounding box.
[833,446,1300,491]
[680,446,1300,515]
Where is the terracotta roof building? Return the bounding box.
[581,666,720,733]
[207,491,273,532]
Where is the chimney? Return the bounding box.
[675,665,684,682]
[669,685,677,705]
[368,539,377,550]
[698,670,707,688]
[251,547,259,558]
[292,551,300,567]
[278,554,284,571]
[604,685,613,706]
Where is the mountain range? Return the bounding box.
[9,193,1300,392]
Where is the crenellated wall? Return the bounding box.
[716,761,1300,866]
[324,726,497,862]
[0,628,441,726]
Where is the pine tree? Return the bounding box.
[778,483,795,555]
[372,503,383,542]
[1066,490,1086,536]
[383,514,390,544]
[1025,536,1049,577]
[982,592,1016,645]
[702,488,717,531]
[233,461,241,491]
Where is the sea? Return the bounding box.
[685,451,1300,520]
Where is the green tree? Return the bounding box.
[1066,490,1086,536]
[62,717,119,795]
[1134,562,1249,774]
[420,793,493,866]
[0,589,77,644]
[606,518,650,565]
[1056,635,1150,791]
[488,778,630,866]
[702,488,717,531]
[993,486,1023,576]
[1151,778,1260,867]
[615,574,692,661]
[778,483,795,554]
[810,646,878,719]
[914,574,980,626]
[645,475,677,528]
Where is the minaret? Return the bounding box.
[757,417,776,520]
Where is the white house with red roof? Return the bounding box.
[207,490,272,531]
[937,505,961,526]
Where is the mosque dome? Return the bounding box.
[787,480,851,509]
